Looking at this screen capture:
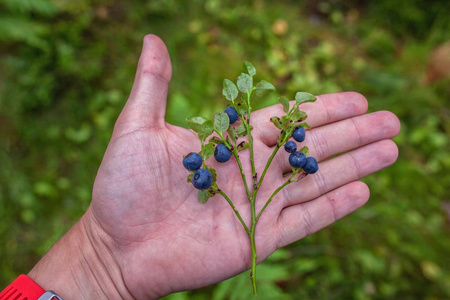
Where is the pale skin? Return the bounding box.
[28,34,401,299]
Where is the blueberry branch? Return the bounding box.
[218,189,250,235]
[185,64,319,296]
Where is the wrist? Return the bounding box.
[28,211,133,299]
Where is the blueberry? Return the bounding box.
[289,151,307,168]
[284,141,297,153]
[192,169,213,190]
[224,107,239,124]
[303,157,319,174]
[292,126,306,142]
[214,144,232,163]
[183,152,203,171]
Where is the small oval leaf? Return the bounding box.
[299,146,309,156]
[198,190,210,203]
[270,116,284,130]
[206,166,217,184]
[295,92,316,104]
[236,124,247,137]
[291,107,307,122]
[200,142,215,160]
[186,116,207,132]
[298,122,311,129]
[198,120,214,140]
[278,96,290,113]
[281,115,293,130]
[244,61,256,77]
[255,80,276,97]
[237,141,250,151]
[237,73,253,93]
[209,136,223,144]
[214,112,230,132]
[223,79,238,101]
[227,126,237,142]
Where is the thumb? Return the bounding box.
[114,34,172,136]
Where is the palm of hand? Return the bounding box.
[91,121,283,297]
[86,35,400,299]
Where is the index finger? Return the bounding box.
[251,92,369,147]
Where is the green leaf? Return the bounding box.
[298,122,311,129]
[206,189,217,197]
[223,79,238,101]
[236,124,247,137]
[270,116,284,130]
[255,80,276,97]
[291,107,308,122]
[280,115,294,130]
[235,100,248,116]
[278,96,290,113]
[237,73,253,93]
[187,173,193,183]
[295,92,316,104]
[244,61,256,77]
[237,141,250,151]
[198,120,214,140]
[214,112,230,132]
[200,143,215,160]
[186,116,213,140]
[198,190,210,203]
[186,116,207,132]
[227,126,237,142]
[205,166,217,184]
[208,136,223,144]
[299,146,309,156]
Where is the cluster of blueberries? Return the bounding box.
[284,126,319,174]
[182,141,232,190]
[183,107,319,190]
[182,107,238,190]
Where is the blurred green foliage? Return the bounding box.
[1,0,449,298]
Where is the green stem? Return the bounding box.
[243,89,258,295]
[256,172,296,222]
[287,103,297,116]
[250,196,257,295]
[218,190,250,235]
[216,131,232,149]
[232,149,251,201]
[257,144,280,189]
[245,91,257,190]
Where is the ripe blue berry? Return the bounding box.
[284,141,297,153]
[183,152,203,171]
[192,169,213,190]
[214,143,232,163]
[224,107,239,124]
[289,151,306,168]
[303,157,319,174]
[292,126,306,142]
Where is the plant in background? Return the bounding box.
[182,62,319,295]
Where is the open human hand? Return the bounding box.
[28,35,400,299]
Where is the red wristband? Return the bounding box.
[0,274,46,300]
